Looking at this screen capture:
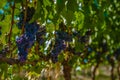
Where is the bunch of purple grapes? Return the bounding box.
[51,29,73,63]
[16,7,44,62]
[51,38,66,63]
[16,34,32,62]
[16,23,46,62]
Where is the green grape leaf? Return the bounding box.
[0,0,7,8]
[62,9,75,25]
[15,0,23,3]
[43,0,51,7]
[67,0,79,12]
[56,0,66,14]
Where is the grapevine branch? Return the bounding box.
[21,0,28,34]
[92,63,99,80]
[0,53,50,65]
[8,1,15,56]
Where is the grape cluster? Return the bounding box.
[51,28,73,63]
[51,38,66,63]
[16,7,44,62]
[16,34,34,62]
[16,22,41,62]
[16,23,46,62]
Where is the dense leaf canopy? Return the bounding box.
[0,0,120,80]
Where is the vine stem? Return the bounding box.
[111,64,115,80]
[8,1,15,57]
[21,0,28,34]
[62,59,72,80]
[0,55,49,65]
[35,41,39,55]
[92,63,99,80]
[34,0,37,7]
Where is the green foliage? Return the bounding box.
[0,0,120,80]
